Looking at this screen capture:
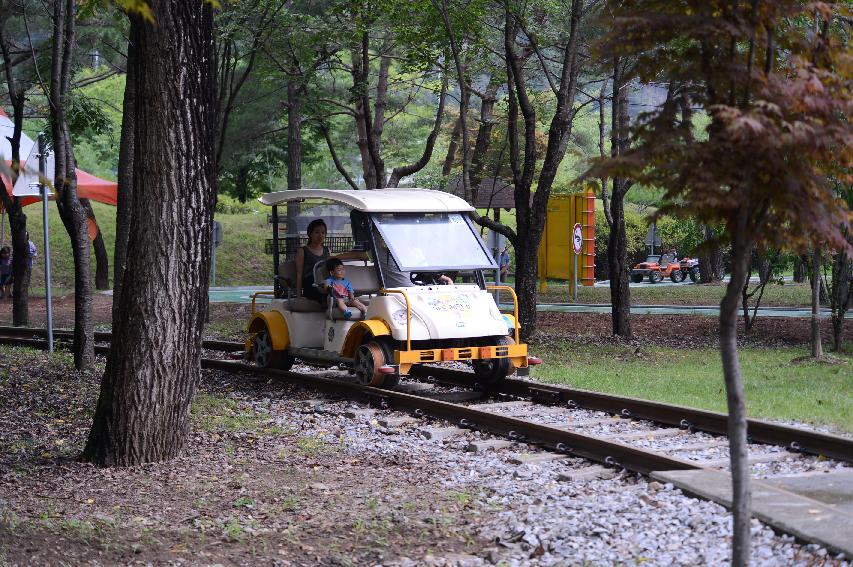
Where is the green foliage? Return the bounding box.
[215,194,255,215]
[68,73,125,181]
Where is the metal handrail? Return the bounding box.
[486,285,520,344]
[379,288,412,351]
[250,291,276,315]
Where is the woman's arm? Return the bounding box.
[294,247,305,296]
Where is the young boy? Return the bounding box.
[321,258,367,319]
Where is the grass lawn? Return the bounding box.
[533,342,853,434]
[537,280,813,307]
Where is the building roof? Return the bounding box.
[258,188,475,213]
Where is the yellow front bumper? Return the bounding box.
[394,343,528,375]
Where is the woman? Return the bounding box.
[294,219,366,303]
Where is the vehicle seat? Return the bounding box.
[278,260,323,312]
[660,254,673,267]
[313,261,380,320]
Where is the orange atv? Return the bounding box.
[630,253,685,283]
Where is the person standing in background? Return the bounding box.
[499,244,511,282]
[26,232,37,270]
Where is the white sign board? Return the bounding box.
[572,223,583,255]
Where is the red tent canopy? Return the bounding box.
[1,106,118,208]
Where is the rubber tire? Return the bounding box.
[630,273,644,283]
[648,271,662,284]
[354,341,388,387]
[252,329,294,371]
[669,270,685,283]
[689,266,700,283]
[472,336,513,389]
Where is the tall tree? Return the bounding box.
[49,0,95,370]
[605,57,633,337]
[595,2,852,564]
[0,1,33,326]
[84,0,217,466]
[473,0,587,341]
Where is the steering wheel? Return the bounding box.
[409,272,444,286]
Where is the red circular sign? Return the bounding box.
[572,223,583,254]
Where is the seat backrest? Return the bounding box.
[315,261,380,297]
[279,260,297,288]
[346,264,380,296]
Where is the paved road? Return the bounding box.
[207,286,845,319]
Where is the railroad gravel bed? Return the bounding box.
[289,376,849,566]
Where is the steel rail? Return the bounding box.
[409,367,853,464]
[4,328,851,464]
[200,360,701,475]
[0,326,243,352]
[0,332,697,474]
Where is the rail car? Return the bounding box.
[245,188,539,389]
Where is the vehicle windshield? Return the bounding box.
[645,255,660,263]
[372,212,496,271]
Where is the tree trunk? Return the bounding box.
[83,0,217,466]
[442,117,462,176]
[608,58,631,337]
[0,17,31,326]
[699,224,724,282]
[81,199,109,290]
[469,79,499,198]
[9,216,30,325]
[113,33,136,314]
[608,196,631,337]
[286,80,302,191]
[793,255,807,283]
[830,248,850,352]
[719,234,753,567]
[50,0,94,370]
[514,243,538,342]
[811,247,823,358]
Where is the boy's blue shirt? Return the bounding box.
[324,276,353,298]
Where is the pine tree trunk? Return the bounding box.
[719,237,753,567]
[83,1,217,466]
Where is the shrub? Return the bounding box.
[215,194,255,215]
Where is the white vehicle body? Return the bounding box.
[247,188,530,388]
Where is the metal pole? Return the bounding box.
[573,250,578,302]
[38,133,53,352]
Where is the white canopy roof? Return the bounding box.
[258,188,475,213]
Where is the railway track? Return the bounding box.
[3,325,851,467]
[3,326,852,555]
